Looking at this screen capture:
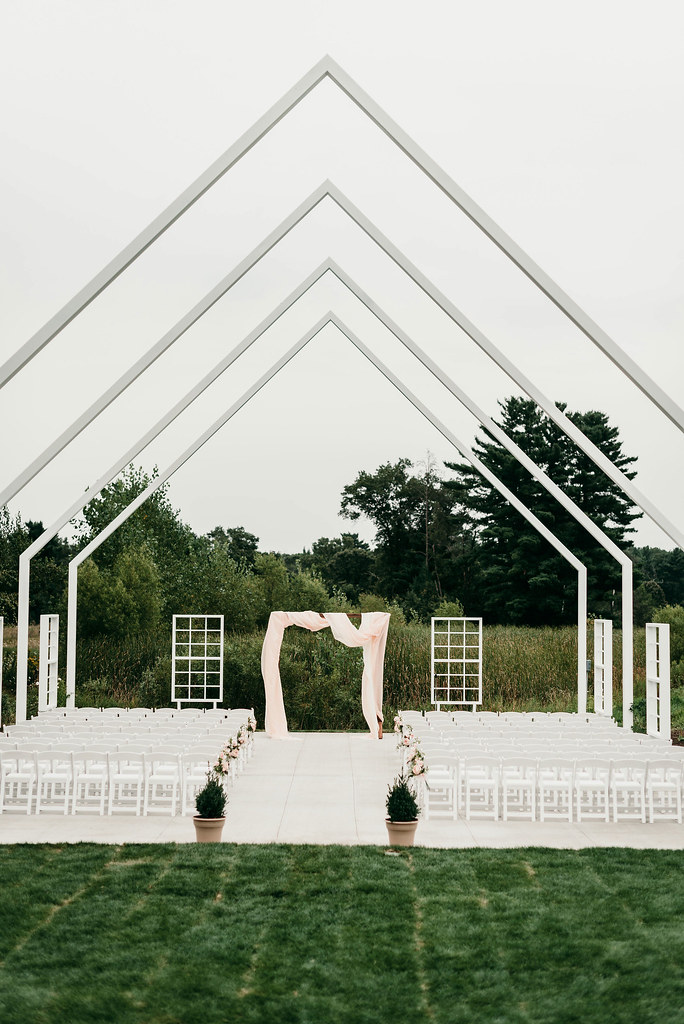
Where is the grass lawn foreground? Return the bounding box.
[1,844,683,1024]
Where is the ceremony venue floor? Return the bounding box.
[2,731,684,848]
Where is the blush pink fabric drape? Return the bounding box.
[261,611,391,739]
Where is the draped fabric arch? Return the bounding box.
[261,611,391,739]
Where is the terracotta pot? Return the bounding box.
[193,816,226,843]
[385,817,418,847]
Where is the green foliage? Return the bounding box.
[206,525,259,568]
[340,456,470,619]
[631,546,684,607]
[77,546,160,638]
[310,533,375,602]
[433,598,464,618]
[0,508,71,623]
[652,604,684,663]
[386,773,420,821]
[445,397,642,626]
[194,773,227,818]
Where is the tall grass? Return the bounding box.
[0,621,657,729]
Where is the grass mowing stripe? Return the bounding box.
[0,844,119,965]
[406,851,436,1020]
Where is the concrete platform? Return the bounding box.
[1,732,684,848]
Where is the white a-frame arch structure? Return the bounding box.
[4,57,682,723]
[62,312,589,714]
[17,260,634,724]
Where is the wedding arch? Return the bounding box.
[261,611,391,739]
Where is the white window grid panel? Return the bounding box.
[431,617,483,710]
[593,619,613,717]
[172,615,224,709]
[38,614,59,712]
[646,622,670,740]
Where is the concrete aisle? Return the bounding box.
[1,732,684,848]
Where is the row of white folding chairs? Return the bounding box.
[422,730,677,754]
[4,716,252,741]
[38,705,252,715]
[422,710,619,727]
[413,737,680,772]
[0,746,238,816]
[4,721,247,740]
[420,754,683,824]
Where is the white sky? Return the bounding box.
[1,0,682,554]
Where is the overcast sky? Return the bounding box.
[1,0,682,556]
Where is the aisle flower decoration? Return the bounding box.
[406,744,426,778]
[213,736,242,778]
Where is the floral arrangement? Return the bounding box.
[247,714,257,734]
[394,713,426,777]
[406,745,426,778]
[213,736,242,777]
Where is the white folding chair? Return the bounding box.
[538,758,574,821]
[501,757,537,821]
[463,756,500,820]
[0,747,37,814]
[646,760,683,823]
[71,750,108,814]
[35,750,72,814]
[574,759,611,822]
[610,759,647,822]
[180,752,215,815]
[423,753,459,820]
[143,749,181,815]
[107,752,146,815]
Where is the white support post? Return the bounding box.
[66,561,78,707]
[38,614,59,712]
[622,562,634,730]
[646,623,671,740]
[0,616,4,727]
[577,568,588,713]
[593,619,613,717]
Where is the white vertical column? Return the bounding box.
[66,564,78,708]
[38,614,59,712]
[646,623,671,740]
[621,562,634,730]
[593,619,613,717]
[577,568,588,714]
[0,616,4,727]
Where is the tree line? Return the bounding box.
[1,397,682,635]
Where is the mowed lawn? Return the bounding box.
[1,845,684,1024]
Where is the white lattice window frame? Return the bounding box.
[431,617,483,710]
[646,622,670,740]
[172,615,224,709]
[38,613,59,712]
[593,619,613,717]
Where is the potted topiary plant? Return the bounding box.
[385,773,420,846]
[193,771,227,842]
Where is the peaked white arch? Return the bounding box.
[62,314,588,719]
[14,259,633,723]
[2,57,681,439]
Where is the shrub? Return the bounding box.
[195,773,227,818]
[386,774,420,821]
